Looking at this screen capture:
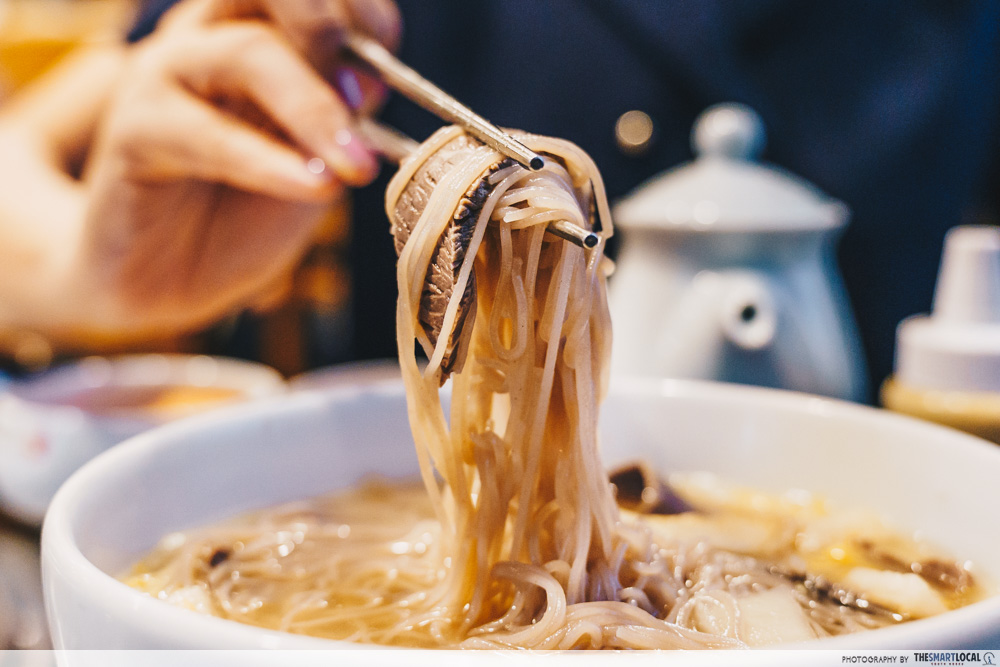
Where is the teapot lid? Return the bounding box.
[613,104,849,232]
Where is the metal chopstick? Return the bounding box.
[343,33,545,172]
[355,116,419,164]
[548,220,599,248]
[355,119,598,249]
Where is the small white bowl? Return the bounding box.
[288,358,401,393]
[0,354,285,525]
[41,378,1000,649]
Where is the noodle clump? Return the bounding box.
[386,127,739,648]
[386,127,734,648]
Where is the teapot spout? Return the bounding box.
[645,271,777,379]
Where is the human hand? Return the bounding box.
[62,0,400,341]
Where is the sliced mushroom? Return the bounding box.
[774,568,903,621]
[387,128,604,383]
[388,131,513,381]
[855,538,975,595]
[608,461,692,515]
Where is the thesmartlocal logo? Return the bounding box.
[912,652,994,666]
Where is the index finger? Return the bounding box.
[207,0,400,63]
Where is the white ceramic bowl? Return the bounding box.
[0,354,285,525]
[42,379,1000,649]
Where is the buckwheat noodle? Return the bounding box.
[386,127,739,648]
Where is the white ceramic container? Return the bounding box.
[42,379,1000,650]
[0,354,285,524]
[610,104,867,401]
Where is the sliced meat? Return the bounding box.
[388,130,515,382]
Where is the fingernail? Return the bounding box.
[307,157,327,175]
[297,157,335,189]
[335,67,365,111]
[330,128,378,182]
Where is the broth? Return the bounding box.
[124,473,988,648]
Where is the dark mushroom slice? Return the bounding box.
[774,568,905,623]
[608,461,693,515]
[388,129,601,383]
[855,539,975,595]
[208,548,230,568]
[387,130,517,383]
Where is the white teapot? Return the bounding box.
[609,103,867,401]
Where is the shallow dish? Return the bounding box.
[42,378,1000,649]
[0,354,285,525]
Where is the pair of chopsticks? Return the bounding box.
[344,33,599,250]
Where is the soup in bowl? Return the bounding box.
[41,378,1000,650]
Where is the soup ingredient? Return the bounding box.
[608,462,692,515]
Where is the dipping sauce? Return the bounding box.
[49,385,244,420]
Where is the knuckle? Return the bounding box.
[173,23,281,93]
[221,21,280,54]
[196,124,235,177]
[128,28,208,88]
[127,38,174,75]
[114,122,157,174]
[349,0,401,45]
[295,1,351,32]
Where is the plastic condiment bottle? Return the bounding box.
[881,225,1000,444]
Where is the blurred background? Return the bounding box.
[0,0,133,95]
[2,0,1000,650]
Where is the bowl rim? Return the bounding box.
[42,377,1000,649]
[11,352,285,395]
